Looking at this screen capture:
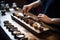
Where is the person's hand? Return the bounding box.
[23,5,32,14]
[38,14,52,24]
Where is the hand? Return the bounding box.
[38,14,52,24]
[23,5,32,14]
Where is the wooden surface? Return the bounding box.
[0,8,60,40]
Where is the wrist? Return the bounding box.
[29,3,34,8]
[47,18,53,24]
[50,18,54,24]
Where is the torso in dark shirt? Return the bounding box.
[41,0,60,18]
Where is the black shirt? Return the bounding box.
[41,0,60,18]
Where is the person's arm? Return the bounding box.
[23,0,41,13]
[51,18,60,25]
[29,0,41,8]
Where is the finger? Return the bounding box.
[26,7,29,13]
[38,18,42,21]
[38,14,44,17]
[38,14,45,18]
[38,14,43,18]
[23,5,26,11]
[23,6,27,13]
[38,14,42,16]
[39,13,44,15]
[38,16,41,18]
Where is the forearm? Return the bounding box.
[29,0,41,8]
[51,18,60,25]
